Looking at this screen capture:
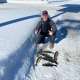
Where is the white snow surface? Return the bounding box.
[0,1,80,80]
[30,30,80,80]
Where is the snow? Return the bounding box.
[29,29,80,80]
[7,0,47,4]
[0,66,5,77]
[0,6,40,60]
[0,19,36,60]
[28,1,80,80]
[0,0,80,80]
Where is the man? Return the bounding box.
[35,10,57,49]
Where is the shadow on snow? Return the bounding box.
[0,34,36,80]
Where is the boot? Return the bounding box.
[50,43,54,49]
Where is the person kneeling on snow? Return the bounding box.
[35,10,57,49]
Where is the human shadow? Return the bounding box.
[51,4,80,43]
[54,19,80,43]
[54,27,68,43]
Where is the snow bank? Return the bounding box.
[0,8,40,60]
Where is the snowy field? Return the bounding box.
[0,0,80,80]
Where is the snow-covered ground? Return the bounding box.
[30,29,80,80]
[29,4,80,80]
[0,0,80,80]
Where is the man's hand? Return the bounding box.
[49,30,53,36]
[35,30,38,35]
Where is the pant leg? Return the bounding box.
[49,33,56,44]
[36,34,45,44]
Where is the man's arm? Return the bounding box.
[35,21,42,34]
[49,20,57,34]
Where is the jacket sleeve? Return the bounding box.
[35,20,42,32]
[49,20,57,33]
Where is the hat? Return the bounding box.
[42,10,48,16]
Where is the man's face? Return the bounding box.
[42,15,48,21]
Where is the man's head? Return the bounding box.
[41,10,48,21]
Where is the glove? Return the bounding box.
[49,30,53,36]
[35,30,38,35]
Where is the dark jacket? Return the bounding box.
[36,18,57,35]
